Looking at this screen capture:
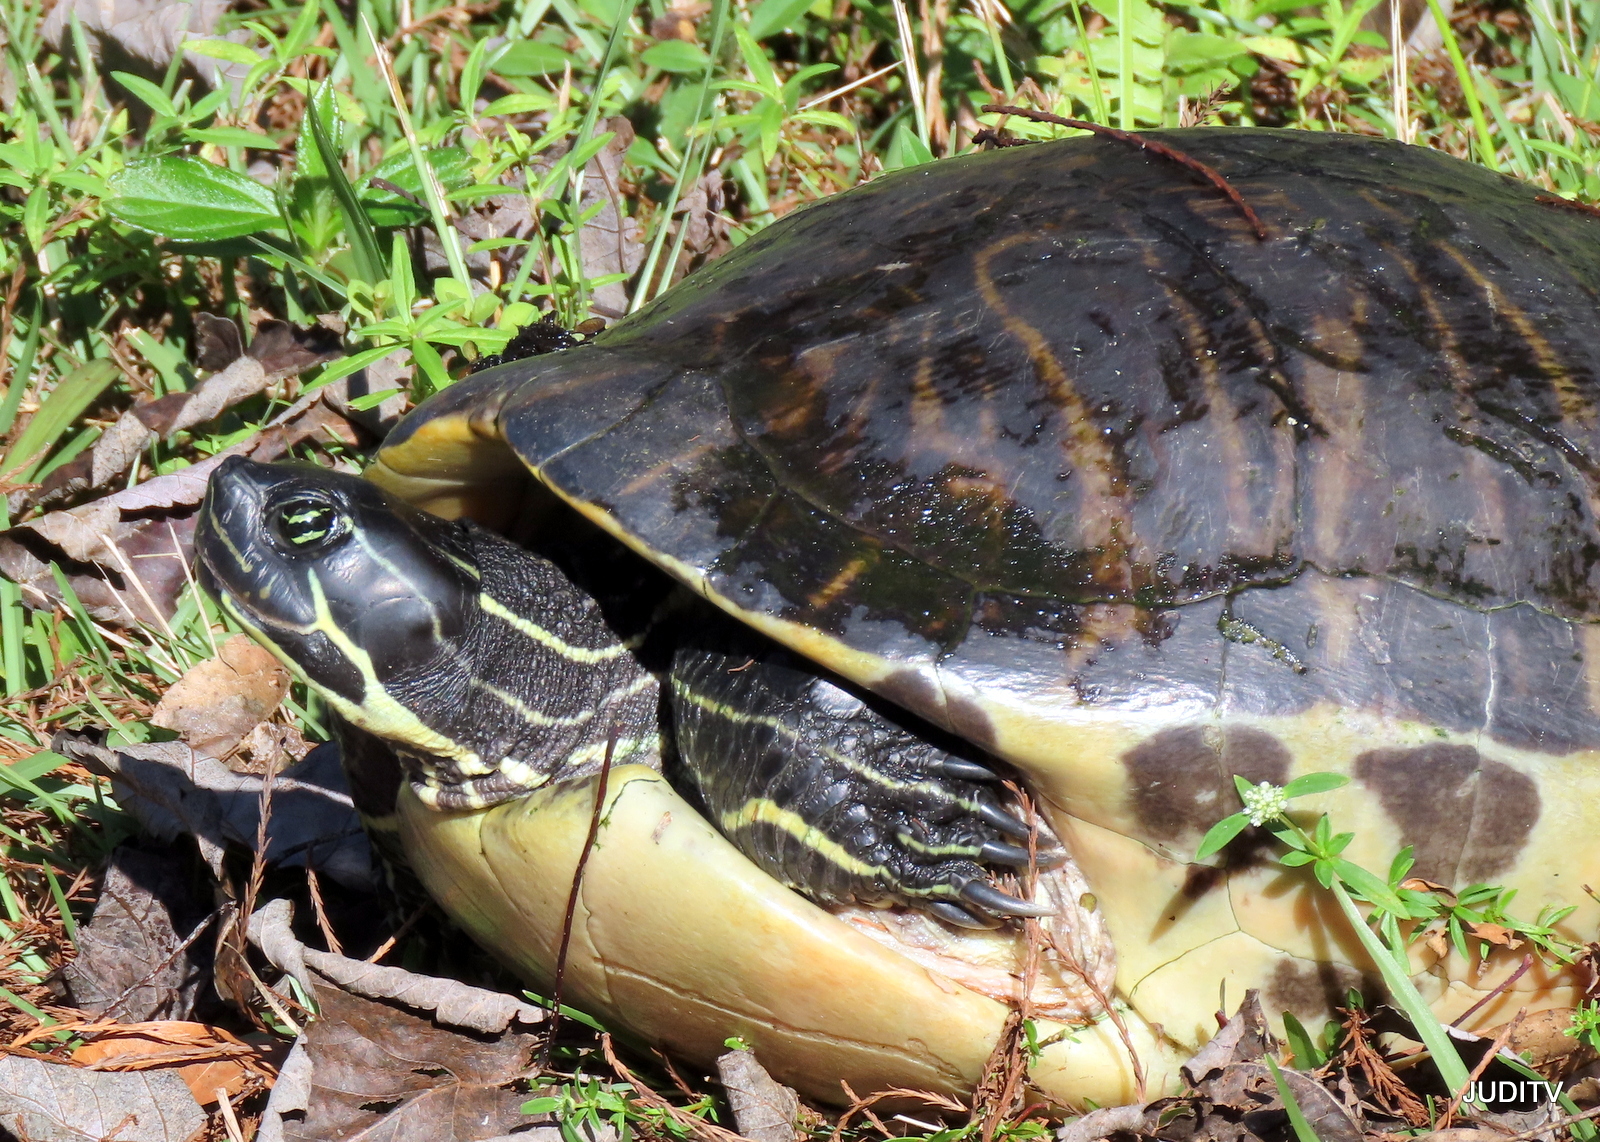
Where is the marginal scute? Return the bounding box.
[1487,604,1600,753]
[1352,745,1540,885]
[1122,725,1290,850]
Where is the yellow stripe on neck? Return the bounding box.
[479,593,642,663]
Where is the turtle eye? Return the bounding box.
[270,492,350,553]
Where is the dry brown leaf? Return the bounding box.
[0,1053,205,1142]
[1463,921,1523,949]
[1487,1007,1597,1074]
[716,1048,801,1142]
[71,1020,277,1106]
[152,634,290,757]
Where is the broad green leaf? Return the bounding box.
[360,147,473,227]
[1194,812,1248,862]
[481,93,555,116]
[110,71,176,117]
[303,343,398,391]
[1282,772,1348,799]
[1240,34,1304,62]
[1164,30,1248,68]
[641,39,710,73]
[883,124,935,170]
[184,39,265,66]
[1,360,118,482]
[1280,1011,1326,1070]
[749,0,815,39]
[1331,858,1407,913]
[22,186,48,251]
[459,37,492,110]
[108,156,279,239]
[185,126,276,149]
[306,79,384,283]
[491,40,573,76]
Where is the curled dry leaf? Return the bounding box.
[152,634,291,757]
[271,982,547,1142]
[248,898,545,1034]
[1487,1007,1597,1074]
[34,318,342,509]
[716,1048,802,1142]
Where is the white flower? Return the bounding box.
[1242,781,1289,827]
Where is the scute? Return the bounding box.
[381,129,1600,755]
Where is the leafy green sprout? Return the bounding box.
[1196,772,1483,1098]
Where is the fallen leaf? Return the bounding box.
[0,394,359,626]
[1486,1007,1596,1073]
[62,841,216,1022]
[1463,921,1522,949]
[248,898,545,1034]
[288,982,545,1141]
[53,732,375,890]
[0,1053,205,1142]
[152,634,290,757]
[716,1048,800,1142]
[71,1020,277,1106]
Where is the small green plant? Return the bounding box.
[1199,774,1474,1098]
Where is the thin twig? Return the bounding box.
[602,1033,747,1142]
[1440,1008,1522,1129]
[979,104,1268,240]
[1497,1104,1600,1142]
[831,1081,967,1141]
[364,902,428,964]
[541,724,619,1063]
[1451,953,1534,1028]
[305,865,342,956]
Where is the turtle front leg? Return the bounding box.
[669,648,1062,928]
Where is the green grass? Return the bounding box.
[1,0,1599,1124]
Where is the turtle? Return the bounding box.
[194,126,1600,1110]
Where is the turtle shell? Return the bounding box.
[371,127,1600,1047]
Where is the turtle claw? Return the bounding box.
[976,799,1033,840]
[960,878,1051,919]
[979,839,1069,869]
[931,757,999,782]
[927,900,1001,929]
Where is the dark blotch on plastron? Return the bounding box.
[1267,958,1375,1027]
[875,668,945,730]
[942,690,999,754]
[1353,745,1540,885]
[1124,725,1291,845]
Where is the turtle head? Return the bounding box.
[195,456,478,721]
[196,455,662,809]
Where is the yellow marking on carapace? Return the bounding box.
[615,441,720,498]
[1431,241,1586,427]
[972,232,1131,592]
[807,555,872,611]
[1142,247,1293,568]
[479,592,641,663]
[1367,229,1515,547]
[1301,306,1371,565]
